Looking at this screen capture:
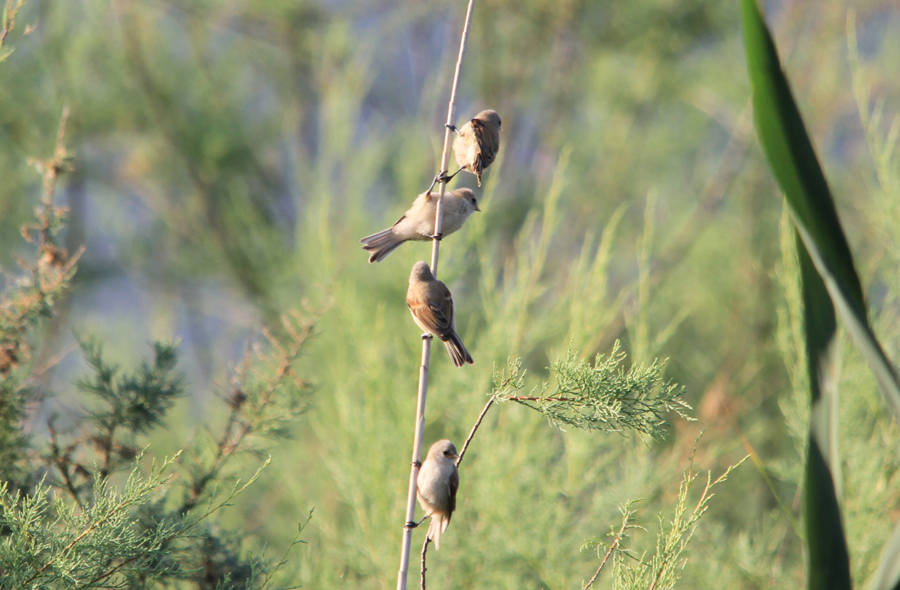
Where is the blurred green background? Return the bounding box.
[2,0,899,587]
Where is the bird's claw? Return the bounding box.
[405,521,419,529]
[412,460,422,468]
[425,233,443,241]
[445,124,458,132]
[421,333,434,340]
[427,172,451,192]
[436,169,460,186]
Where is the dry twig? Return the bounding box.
[456,395,494,468]
[419,535,431,590]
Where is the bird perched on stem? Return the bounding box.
[359,188,480,263]
[444,109,502,187]
[417,439,459,551]
[406,261,473,367]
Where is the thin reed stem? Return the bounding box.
[395,3,477,588]
[429,0,475,276]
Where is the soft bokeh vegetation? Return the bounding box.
[2,0,899,588]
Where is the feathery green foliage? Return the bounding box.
[493,342,692,441]
[0,456,308,589]
[0,456,185,588]
[586,451,748,590]
[0,45,317,583]
[0,0,29,65]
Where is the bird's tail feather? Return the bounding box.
[428,516,443,551]
[444,335,473,367]
[360,229,404,263]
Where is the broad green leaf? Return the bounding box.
[741,0,866,587]
[804,437,851,589]
[798,231,850,589]
[741,0,900,425]
[744,0,900,585]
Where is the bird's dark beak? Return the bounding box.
[474,203,481,212]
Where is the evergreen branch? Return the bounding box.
[0,0,31,61]
[78,459,271,589]
[75,339,184,481]
[0,106,79,488]
[256,509,313,590]
[0,59,311,587]
[182,306,323,515]
[609,443,748,590]
[494,342,693,442]
[1,106,78,379]
[18,455,180,586]
[582,502,638,590]
[47,419,85,510]
[506,395,580,402]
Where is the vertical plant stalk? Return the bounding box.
[396,2,476,589]
[430,0,475,275]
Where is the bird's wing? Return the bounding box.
[392,193,431,228]
[448,469,459,513]
[473,119,499,169]
[436,284,456,335]
[440,469,459,533]
[408,298,452,336]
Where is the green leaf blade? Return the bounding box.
[741,0,900,421]
[742,1,858,588]
[804,436,851,590]
[740,0,862,309]
[798,232,850,590]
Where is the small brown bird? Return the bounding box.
[406,261,473,367]
[449,109,502,186]
[359,189,480,263]
[417,439,459,551]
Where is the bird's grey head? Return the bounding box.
[428,439,459,461]
[410,261,433,282]
[454,188,480,212]
[475,109,502,131]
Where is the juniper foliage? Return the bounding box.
[580,449,748,590]
[0,22,316,582]
[493,341,694,441]
[0,192,315,589]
